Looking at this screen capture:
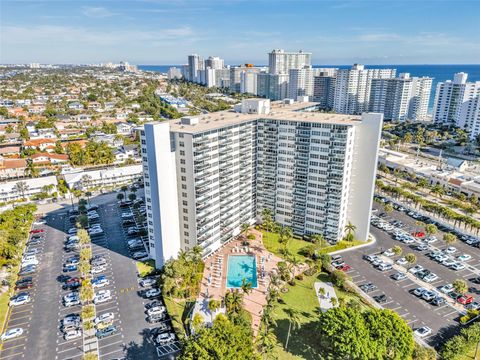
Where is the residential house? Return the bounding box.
[64,164,143,190]
[0,175,58,202]
[23,138,57,152]
[0,158,27,179]
[31,152,69,165]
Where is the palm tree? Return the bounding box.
[224,289,243,315]
[256,328,277,360]
[444,233,457,245]
[392,245,402,257]
[85,191,92,204]
[190,245,203,262]
[330,297,338,307]
[344,221,356,242]
[241,278,253,295]
[14,181,29,200]
[208,299,221,322]
[26,160,39,178]
[128,193,136,202]
[191,313,204,332]
[121,185,128,199]
[116,193,124,202]
[284,308,301,350]
[405,253,416,269]
[311,233,327,248]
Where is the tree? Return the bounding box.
[425,224,438,236]
[191,313,204,332]
[384,203,394,213]
[128,193,136,202]
[224,289,243,316]
[179,314,254,360]
[241,223,250,236]
[240,278,253,295]
[121,185,128,199]
[256,328,277,360]
[13,181,29,199]
[116,193,124,202]
[453,279,468,295]
[443,233,457,245]
[26,160,39,178]
[392,245,403,257]
[311,233,327,248]
[344,221,356,242]
[208,299,221,322]
[413,343,437,360]
[284,308,301,350]
[316,307,414,359]
[405,253,416,268]
[330,297,338,307]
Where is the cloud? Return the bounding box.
[82,6,116,18]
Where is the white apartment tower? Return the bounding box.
[408,76,433,121]
[205,56,224,70]
[141,99,383,267]
[333,64,396,115]
[268,49,312,75]
[288,67,314,100]
[434,73,480,139]
[257,73,289,101]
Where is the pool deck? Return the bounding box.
[198,229,282,333]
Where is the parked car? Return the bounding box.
[144,288,161,298]
[458,295,474,305]
[93,290,111,304]
[96,325,117,339]
[139,278,157,287]
[1,328,24,341]
[391,272,407,281]
[457,254,472,262]
[431,297,446,306]
[9,294,31,306]
[30,229,45,234]
[132,251,148,260]
[92,275,109,288]
[154,332,175,345]
[95,312,114,325]
[373,294,387,303]
[414,326,432,338]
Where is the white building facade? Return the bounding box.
[268,49,312,75]
[141,100,382,267]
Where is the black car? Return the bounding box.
[150,323,170,336]
[19,266,37,276]
[145,300,163,310]
[373,294,387,304]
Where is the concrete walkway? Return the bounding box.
[314,282,337,312]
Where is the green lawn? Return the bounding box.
[271,272,369,360]
[164,297,196,340]
[262,230,366,261]
[135,259,155,278]
[0,291,11,337]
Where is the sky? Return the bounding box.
[1,0,479,65]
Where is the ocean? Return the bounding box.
[139,64,480,110]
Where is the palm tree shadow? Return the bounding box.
[273,319,324,360]
[122,328,164,360]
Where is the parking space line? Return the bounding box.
[0,351,25,359]
[443,310,459,317]
[98,339,123,350]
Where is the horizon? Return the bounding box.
[1,0,479,64]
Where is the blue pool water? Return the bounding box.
[226,255,258,288]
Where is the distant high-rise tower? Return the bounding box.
[187,54,204,82]
[288,67,314,100]
[205,56,224,70]
[333,64,396,115]
[434,73,480,139]
[268,49,311,75]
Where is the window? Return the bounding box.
[179,141,185,147]
[182,200,188,206]
[180,159,186,165]
[180,150,185,156]
[179,133,184,138]
[181,176,186,181]
[183,216,188,221]
[182,184,187,190]
[182,192,187,197]
[184,224,189,229]
[183,209,188,214]
[181,167,186,173]
[184,231,189,236]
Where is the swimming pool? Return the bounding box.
[226,255,258,288]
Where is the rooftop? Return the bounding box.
[165,101,362,134]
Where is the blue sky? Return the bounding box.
[1,0,479,65]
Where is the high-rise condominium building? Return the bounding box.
[187,54,204,82]
[257,73,289,100]
[333,64,396,115]
[229,66,261,93]
[434,73,480,139]
[167,67,183,80]
[313,73,336,109]
[288,67,314,100]
[140,99,383,267]
[268,49,312,75]
[240,72,257,94]
[369,73,432,121]
[205,56,224,70]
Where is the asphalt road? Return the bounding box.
[341,201,480,347]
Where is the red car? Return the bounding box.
[338,265,351,272]
[30,229,45,234]
[458,295,474,305]
[412,231,425,238]
[15,281,33,290]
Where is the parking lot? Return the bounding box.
[0,191,178,360]
[339,200,480,346]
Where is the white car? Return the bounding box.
[95,312,114,325]
[68,228,78,235]
[139,278,156,287]
[10,294,31,306]
[403,237,415,244]
[450,262,466,271]
[145,288,161,298]
[439,284,454,294]
[444,246,457,254]
[396,257,408,266]
[383,249,395,257]
[94,290,111,304]
[21,258,39,267]
[414,326,432,338]
[33,219,46,226]
[457,254,472,262]
[155,332,175,345]
[64,329,82,340]
[408,265,424,274]
[442,259,456,267]
[92,278,110,289]
[423,273,439,283]
[132,251,148,260]
[1,328,24,341]
[147,306,166,316]
[90,266,107,275]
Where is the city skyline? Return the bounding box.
[1,0,480,65]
